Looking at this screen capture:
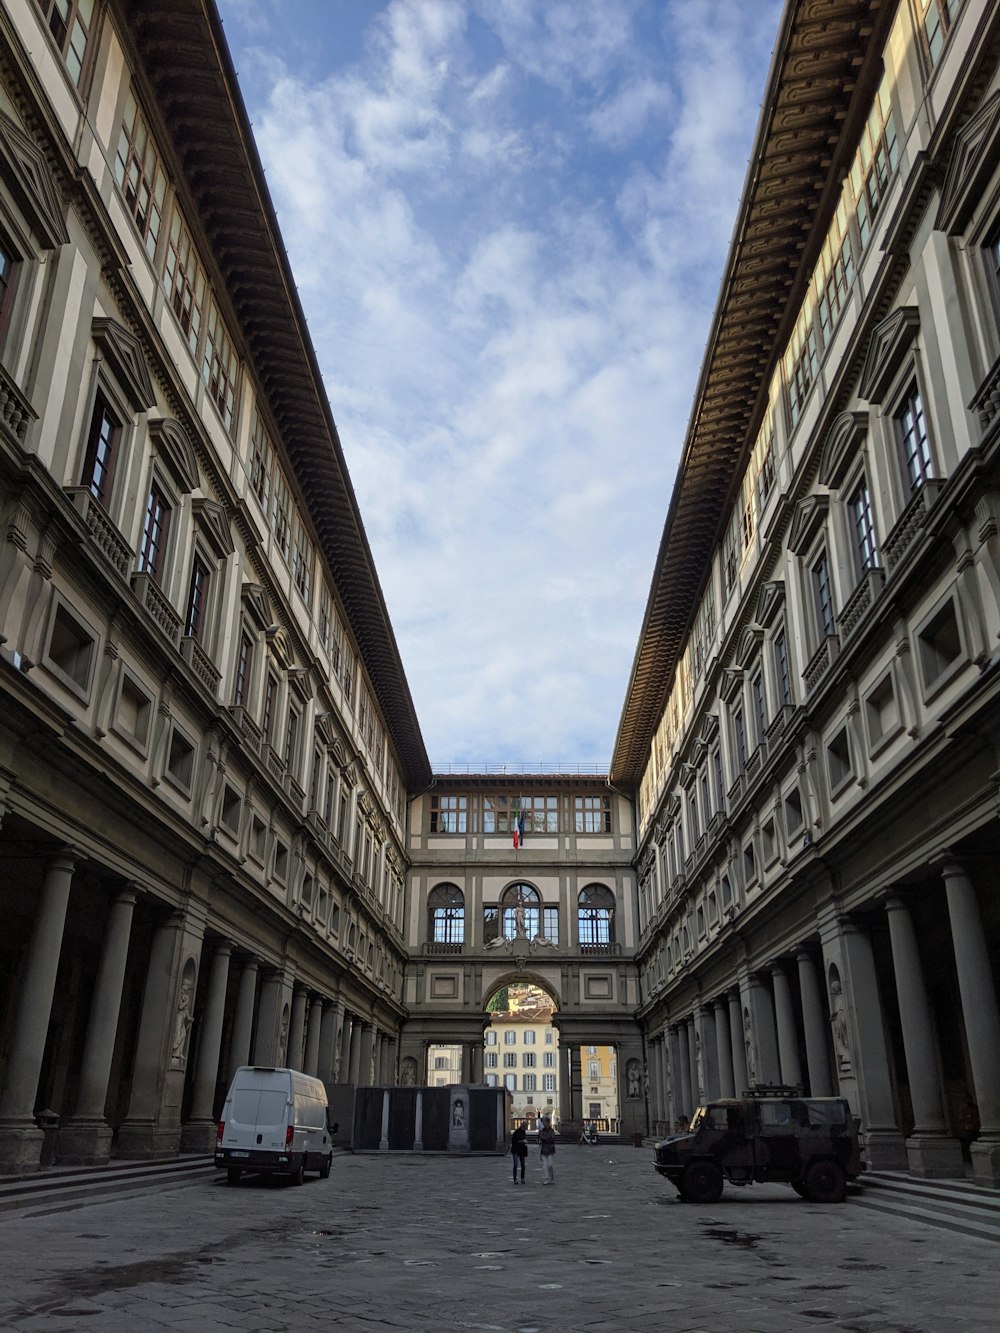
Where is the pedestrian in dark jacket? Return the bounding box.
[510,1124,528,1183]
[538,1117,556,1184]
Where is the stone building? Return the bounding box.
[0,0,428,1172]
[615,0,1000,1185]
[3,0,1000,1190]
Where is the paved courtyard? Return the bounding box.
[0,1145,996,1332]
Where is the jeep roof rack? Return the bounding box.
[742,1084,805,1098]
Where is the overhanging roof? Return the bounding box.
[610,0,894,787]
[122,0,432,790]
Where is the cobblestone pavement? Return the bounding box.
[0,1146,997,1332]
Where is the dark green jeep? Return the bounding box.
[653,1090,862,1203]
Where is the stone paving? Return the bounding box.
[0,1145,997,1332]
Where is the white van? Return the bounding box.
[215,1066,334,1186]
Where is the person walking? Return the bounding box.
[538,1116,556,1185]
[510,1123,528,1183]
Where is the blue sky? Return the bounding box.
[216,0,783,770]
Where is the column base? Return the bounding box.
[903,1132,965,1179]
[115,1120,179,1160]
[864,1127,909,1170]
[0,1120,44,1174]
[56,1119,113,1166]
[179,1118,218,1154]
[970,1136,1000,1188]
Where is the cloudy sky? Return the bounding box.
[215,0,783,770]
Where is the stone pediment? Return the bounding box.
[818,411,869,488]
[0,110,69,249]
[92,319,156,412]
[191,498,235,558]
[266,625,294,670]
[858,308,920,404]
[755,581,785,628]
[698,712,719,745]
[937,90,1000,235]
[719,667,744,703]
[240,582,272,630]
[149,418,198,493]
[735,625,765,669]
[787,495,830,556]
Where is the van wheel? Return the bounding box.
[680,1161,724,1204]
[319,1154,332,1180]
[291,1161,305,1186]
[226,1168,242,1186]
[790,1178,808,1198]
[803,1160,847,1203]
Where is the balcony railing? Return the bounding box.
[131,571,181,646]
[883,479,946,574]
[839,567,886,643]
[180,634,221,694]
[424,941,463,955]
[65,487,132,580]
[579,941,621,956]
[970,353,1000,435]
[0,361,36,446]
[803,633,840,695]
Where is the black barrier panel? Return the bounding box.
[388,1088,417,1149]
[354,1087,383,1150]
[421,1088,450,1150]
[469,1088,496,1151]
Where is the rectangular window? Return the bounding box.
[774,630,792,707]
[202,299,238,432]
[163,209,206,356]
[271,468,292,561]
[812,549,835,638]
[919,0,957,65]
[543,1051,555,1068]
[523,1073,537,1092]
[114,90,166,262]
[233,630,253,707]
[523,795,558,833]
[542,907,558,945]
[574,794,611,833]
[430,794,467,833]
[752,670,767,743]
[588,1060,600,1080]
[81,393,121,508]
[483,795,513,833]
[318,585,332,652]
[136,483,170,583]
[523,1029,535,1046]
[184,555,210,640]
[0,240,19,347]
[503,1052,517,1068]
[896,385,933,494]
[733,705,747,775]
[34,0,94,87]
[523,1052,536,1069]
[249,413,272,512]
[713,748,725,813]
[504,1074,517,1091]
[284,705,300,771]
[309,746,322,810]
[262,671,278,745]
[543,1074,556,1093]
[849,479,879,573]
[291,518,313,602]
[504,1030,516,1046]
[484,1051,497,1069]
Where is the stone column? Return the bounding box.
[180,941,232,1153]
[941,859,1000,1184]
[0,848,77,1171]
[837,917,907,1168]
[386,1037,398,1085]
[747,975,781,1086]
[304,996,323,1076]
[359,1022,376,1086]
[58,885,138,1164]
[649,1038,663,1130]
[695,1006,720,1101]
[228,959,258,1078]
[117,911,185,1159]
[471,1041,483,1085]
[253,973,284,1066]
[570,1044,583,1126]
[558,1042,572,1125]
[667,1026,684,1128]
[771,964,803,1089]
[348,1017,363,1085]
[338,1012,353,1083]
[796,950,833,1097]
[685,1018,699,1107]
[885,895,963,1177]
[675,1024,692,1121]
[288,988,308,1071]
[713,999,735,1098]
[728,990,749,1094]
[460,1041,472,1085]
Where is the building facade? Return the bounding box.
[0,0,428,1172]
[613,0,1000,1186]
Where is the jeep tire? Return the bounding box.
[803,1159,846,1203]
[680,1160,724,1204]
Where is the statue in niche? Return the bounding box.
[743,1008,757,1088]
[278,1004,289,1066]
[514,902,528,938]
[695,1030,704,1098]
[626,1058,642,1100]
[170,962,196,1067]
[828,969,853,1076]
[400,1057,417,1086]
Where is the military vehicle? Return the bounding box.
[653,1086,863,1203]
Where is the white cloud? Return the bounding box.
[219,0,783,766]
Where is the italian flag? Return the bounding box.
[512,805,525,850]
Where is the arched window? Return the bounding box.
[578,883,615,948]
[428,883,464,946]
[500,882,541,940]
